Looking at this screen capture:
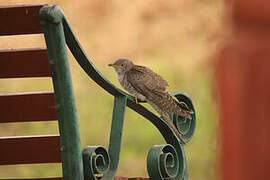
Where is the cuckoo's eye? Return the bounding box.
[121,64,124,67]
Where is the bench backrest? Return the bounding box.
[0,4,83,180]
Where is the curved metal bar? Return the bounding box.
[103,95,127,179]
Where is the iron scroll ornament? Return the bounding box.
[40,5,196,180]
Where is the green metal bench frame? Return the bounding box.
[39,5,196,180]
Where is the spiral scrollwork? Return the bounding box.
[82,146,110,180]
[147,144,181,180]
[170,92,196,143]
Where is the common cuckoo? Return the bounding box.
[109,59,193,143]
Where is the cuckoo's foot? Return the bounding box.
[134,95,138,104]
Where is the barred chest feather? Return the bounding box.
[117,72,146,101]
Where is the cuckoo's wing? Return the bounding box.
[127,65,169,98]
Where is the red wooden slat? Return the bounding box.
[0,48,51,78]
[0,92,57,123]
[0,4,47,35]
[0,178,149,180]
[0,135,61,165]
[0,178,62,180]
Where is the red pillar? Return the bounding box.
[216,0,270,179]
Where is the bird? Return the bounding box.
[108,58,194,143]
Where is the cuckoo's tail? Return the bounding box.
[162,114,186,144]
[169,94,194,120]
[148,90,194,120]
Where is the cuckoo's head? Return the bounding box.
[108,59,134,74]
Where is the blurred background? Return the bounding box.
[0,0,224,179]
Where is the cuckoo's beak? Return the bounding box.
[108,64,121,68]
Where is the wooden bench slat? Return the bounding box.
[0,92,57,123]
[0,135,61,165]
[0,48,51,78]
[0,178,62,180]
[0,4,47,36]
